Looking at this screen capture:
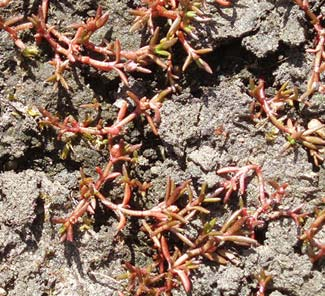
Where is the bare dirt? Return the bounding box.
[0,0,324,296]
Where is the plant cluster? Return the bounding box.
[300,204,325,262]
[38,90,325,294]
[247,0,325,167]
[39,87,174,241]
[0,1,33,52]
[249,79,325,166]
[0,0,324,295]
[0,0,229,89]
[129,0,217,83]
[292,0,325,101]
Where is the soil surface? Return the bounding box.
[0,0,324,296]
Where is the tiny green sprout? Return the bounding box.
[186,261,200,270]
[7,92,16,101]
[275,81,299,106]
[286,135,296,145]
[58,224,67,235]
[154,47,171,58]
[79,216,94,232]
[183,25,195,35]
[93,137,109,150]
[199,182,207,198]
[265,127,279,142]
[115,272,129,281]
[27,106,41,117]
[39,192,52,203]
[130,149,139,164]
[80,31,91,44]
[203,218,217,234]
[186,11,196,18]
[81,133,96,142]
[10,111,22,118]
[278,81,289,91]
[154,38,178,57]
[60,141,73,160]
[22,46,40,58]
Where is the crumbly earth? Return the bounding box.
[0,0,324,296]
